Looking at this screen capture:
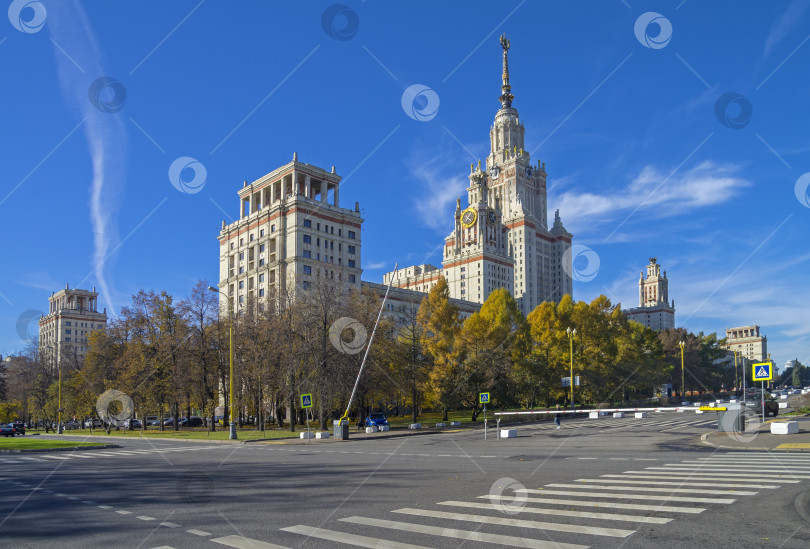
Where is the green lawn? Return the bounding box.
[0,438,103,451]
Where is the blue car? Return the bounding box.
[364,413,388,428]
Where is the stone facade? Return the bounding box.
[723,325,767,362]
[623,258,676,331]
[38,285,107,369]
[217,154,363,311]
[383,36,573,316]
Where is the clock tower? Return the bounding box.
[385,36,574,315]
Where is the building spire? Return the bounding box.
[499,34,514,108]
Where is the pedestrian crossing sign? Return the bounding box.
[300,394,313,409]
[479,392,490,404]
[752,362,772,381]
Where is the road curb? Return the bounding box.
[0,444,120,453]
[699,431,810,452]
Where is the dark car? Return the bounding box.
[11,421,25,436]
[186,417,204,427]
[1,424,14,437]
[746,396,779,417]
[364,412,389,428]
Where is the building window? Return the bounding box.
[303,250,311,258]
[239,266,244,274]
[303,265,312,275]
[239,252,244,260]
[259,259,265,267]
[348,259,356,268]
[260,244,265,252]
[271,224,276,232]
[348,245,355,254]
[66,329,71,334]
[250,234,254,242]
[239,281,244,289]
[303,281,311,290]
[259,274,265,282]
[338,229,342,236]
[349,274,356,283]
[259,289,264,297]
[316,238,320,246]
[317,223,321,231]
[304,219,312,228]
[230,243,234,250]
[66,321,71,326]
[348,230,356,239]
[303,235,312,244]
[240,238,243,245]
[260,229,264,237]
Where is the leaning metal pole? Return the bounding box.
[340,262,398,423]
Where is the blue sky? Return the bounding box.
[2,1,809,374]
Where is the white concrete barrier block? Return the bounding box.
[677,408,685,413]
[695,410,704,414]
[408,423,421,430]
[634,412,648,418]
[300,432,315,439]
[613,412,625,418]
[779,402,788,409]
[315,432,329,439]
[780,395,788,400]
[500,429,517,438]
[449,421,461,426]
[378,425,390,431]
[365,426,376,433]
[589,412,599,419]
[435,422,446,428]
[730,399,738,403]
[771,421,799,435]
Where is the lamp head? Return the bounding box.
[207,286,218,293]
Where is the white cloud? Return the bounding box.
[764,1,808,57]
[409,153,469,231]
[551,161,751,236]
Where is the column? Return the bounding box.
[282,173,289,201]
[305,175,311,199]
[320,180,327,203]
[333,183,339,207]
[249,193,254,215]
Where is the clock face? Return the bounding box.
[526,167,533,177]
[490,167,500,179]
[487,209,497,224]
[461,208,477,228]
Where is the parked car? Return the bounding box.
[63,421,80,430]
[11,421,25,436]
[186,417,204,427]
[129,419,143,429]
[83,418,104,428]
[746,396,779,417]
[364,412,389,428]
[1,424,15,437]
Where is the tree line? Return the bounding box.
[1,276,737,429]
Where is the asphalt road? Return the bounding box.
[2,413,810,548]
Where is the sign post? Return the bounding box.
[479,392,490,439]
[752,363,773,419]
[301,394,313,442]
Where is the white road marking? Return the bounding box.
[116,510,132,515]
[548,483,757,495]
[340,516,589,549]
[645,467,810,478]
[393,507,635,537]
[598,476,784,488]
[517,488,735,504]
[280,525,428,549]
[97,505,113,509]
[187,529,211,536]
[481,495,705,513]
[438,500,672,523]
[662,464,810,473]
[137,516,156,521]
[161,522,181,528]
[17,457,45,461]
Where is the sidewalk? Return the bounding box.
[700,416,810,452]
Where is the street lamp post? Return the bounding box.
[57,348,63,434]
[733,351,738,394]
[679,340,685,399]
[566,327,577,411]
[208,286,237,440]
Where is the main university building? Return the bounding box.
[216,37,573,317]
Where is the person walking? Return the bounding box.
[554,405,562,430]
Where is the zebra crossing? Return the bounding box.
[0,445,221,464]
[529,415,717,432]
[276,451,810,548]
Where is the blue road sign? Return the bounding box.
[301,394,313,408]
[752,362,772,382]
[479,392,490,404]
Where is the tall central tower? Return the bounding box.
[385,36,574,316]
